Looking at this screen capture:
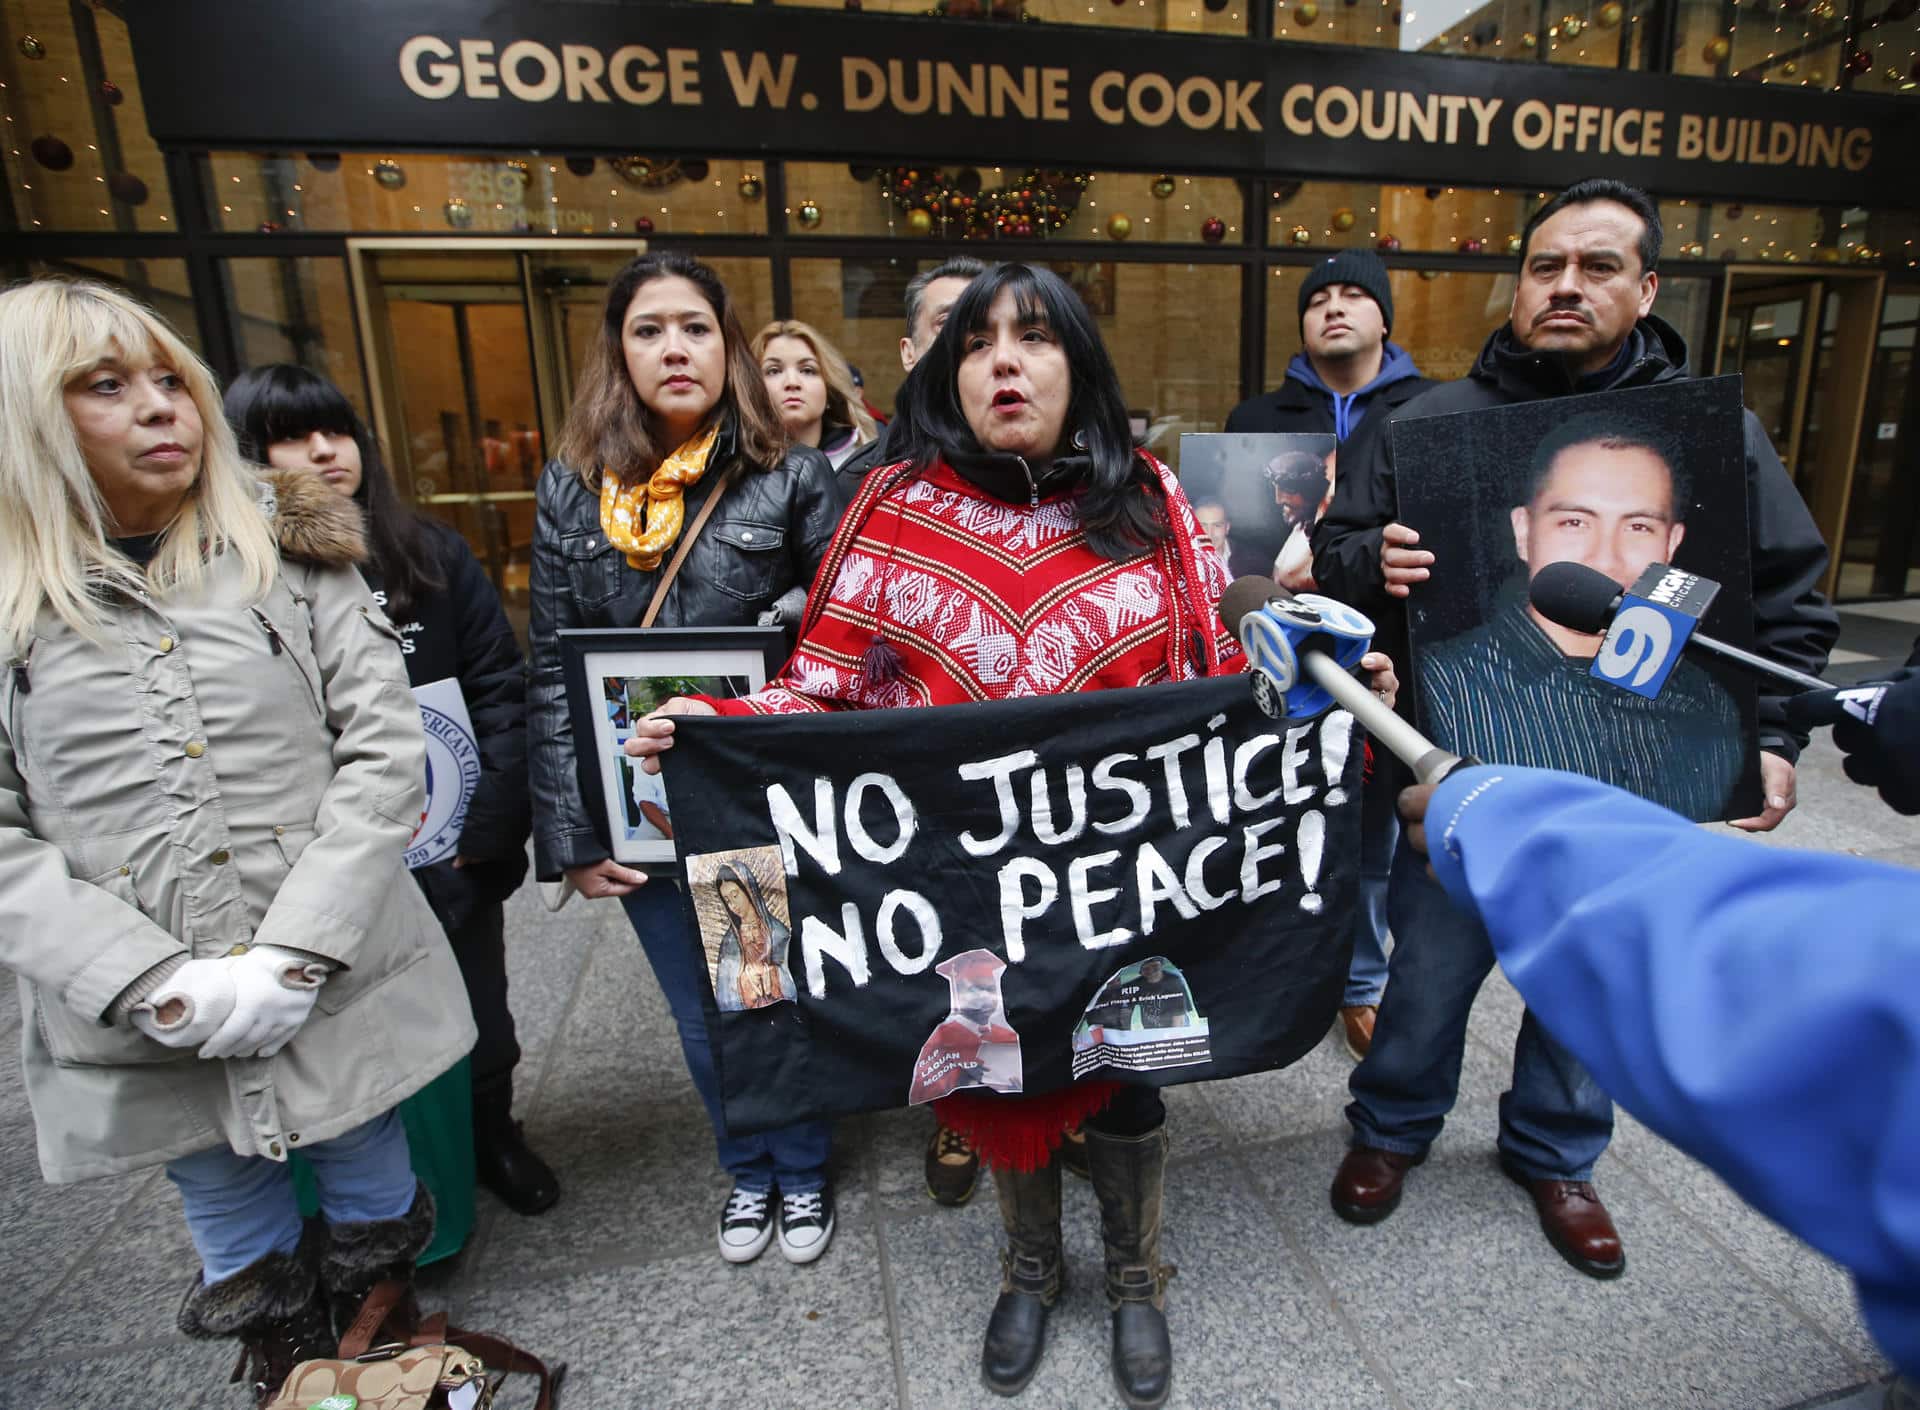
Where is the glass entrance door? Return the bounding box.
[1715,268,1886,601]
[348,239,646,624]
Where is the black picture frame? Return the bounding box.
[558,626,788,872]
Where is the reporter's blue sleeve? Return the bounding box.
[1426,765,1919,1377]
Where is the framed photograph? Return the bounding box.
[558,626,788,870]
[1393,376,1762,823]
[1177,432,1338,590]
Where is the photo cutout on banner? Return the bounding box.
[1072,955,1211,1081]
[1179,433,1338,591]
[1394,376,1761,822]
[686,845,799,1013]
[909,948,1024,1105]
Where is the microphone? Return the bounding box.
[1528,561,1828,694]
[1219,577,1474,786]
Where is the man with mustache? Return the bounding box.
[1310,178,1836,1281]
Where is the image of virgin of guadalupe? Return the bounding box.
[710,862,797,1011]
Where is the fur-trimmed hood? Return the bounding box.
[257,466,366,568]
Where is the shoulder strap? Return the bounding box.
[639,469,734,631]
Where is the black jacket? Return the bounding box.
[1224,349,1431,438]
[1310,314,1839,759]
[364,517,531,927]
[528,425,841,878]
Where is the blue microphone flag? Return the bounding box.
[1589,564,1720,699]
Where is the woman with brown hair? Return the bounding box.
[752,318,878,471]
[527,250,844,1267]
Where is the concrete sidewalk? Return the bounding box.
[0,606,1912,1410]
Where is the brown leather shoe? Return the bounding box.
[1330,1144,1425,1225]
[926,1122,980,1207]
[1338,1005,1377,1061]
[1502,1161,1626,1279]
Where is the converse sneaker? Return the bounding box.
[777,1185,836,1264]
[718,1184,774,1263]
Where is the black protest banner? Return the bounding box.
[661,675,1363,1135]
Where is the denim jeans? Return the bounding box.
[1344,835,1615,1181]
[167,1109,416,1283]
[1344,756,1400,1008]
[622,883,830,1194]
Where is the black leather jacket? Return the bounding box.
[528,424,841,877]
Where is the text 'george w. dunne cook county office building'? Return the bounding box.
[3,0,1917,614]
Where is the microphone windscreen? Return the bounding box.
[1527,561,1622,634]
[1219,576,1281,643]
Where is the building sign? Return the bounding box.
[126,0,1920,209]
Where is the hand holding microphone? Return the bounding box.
[1784,669,1920,815]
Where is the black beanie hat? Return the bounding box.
[1298,249,1394,336]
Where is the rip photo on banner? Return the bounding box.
[660,674,1365,1135]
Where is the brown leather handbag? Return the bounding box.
[261,1280,559,1410]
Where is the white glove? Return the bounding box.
[197,945,329,1060]
[130,958,238,1048]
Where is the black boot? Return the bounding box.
[178,1221,333,1409]
[980,1159,1064,1397]
[322,1181,436,1349]
[1086,1124,1175,1410]
[473,1073,561,1215]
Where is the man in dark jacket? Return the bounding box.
[834,256,988,503]
[1226,248,1431,1066]
[1311,178,1838,1280]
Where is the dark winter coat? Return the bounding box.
[1310,313,1839,758]
[363,518,531,933]
[1225,342,1431,442]
[528,421,841,878]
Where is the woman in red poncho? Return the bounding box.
[628,263,1396,1410]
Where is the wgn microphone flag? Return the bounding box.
[659,677,1364,1136]
[1591,564,1721,699]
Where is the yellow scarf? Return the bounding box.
[599,423,720,571]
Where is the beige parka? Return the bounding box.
[0,470,476,1182]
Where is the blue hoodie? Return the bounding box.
[1284,342,1424,443]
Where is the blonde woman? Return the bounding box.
[0,281,473,1405]
[753,318,878,471]
[529,251,843,1266]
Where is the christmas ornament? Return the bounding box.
[1458,236,1486,253]
[106,172,148,206]
[29,136,73,171]
[1151,175,1177,199]
[1424,186,1443,199]
[1845,47,1872,73]
[17,35,44,60]
[1808,68,1827,82]
[1377,234,1402,252]
[1521,30,1539,47]
[849,165,877,182]
[1286,223,1311,245]
[1107,212,1132,239]
[612,157,691,188]
[1504,232,1524,255]
[905,207,934,235]
[257,221,282,235]
[1782,60,1798,74]
[1561,15,1585,36]
[100,80,122,106]
[1332,207,1356,231]
[1726,204,1744,218]
[500,159,531,188]
[1272,180,1303,205]
[373,159,406,190]
[1679,241,1706,257]
[1809,0,1835,16]
[1704,36,1731,61]
[1782,0,1809,12]
[1597,1,1624,25]
[1294,0,1320,20]
[797,200,823,228]
[566,156,597,176]
[738,175,764,200]
[1418,268,1441,281]
[444,198,473,229]
[682,160,711,182]
[307,153,342,172]
[1206,0,1231,9]
[1851,244,1879,261]
[633,215,655,235]
[1204,216,1229,243]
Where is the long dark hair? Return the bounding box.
[554,249,786,490]
[893,263,1167,561]
[224,365,444,623]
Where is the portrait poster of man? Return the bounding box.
[1071,956,1211,1080]
[686,845,799,1013]
[1395,375,1762,822]
[1179,432,1339,591]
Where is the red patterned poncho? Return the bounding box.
[710,454,1246,1168]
